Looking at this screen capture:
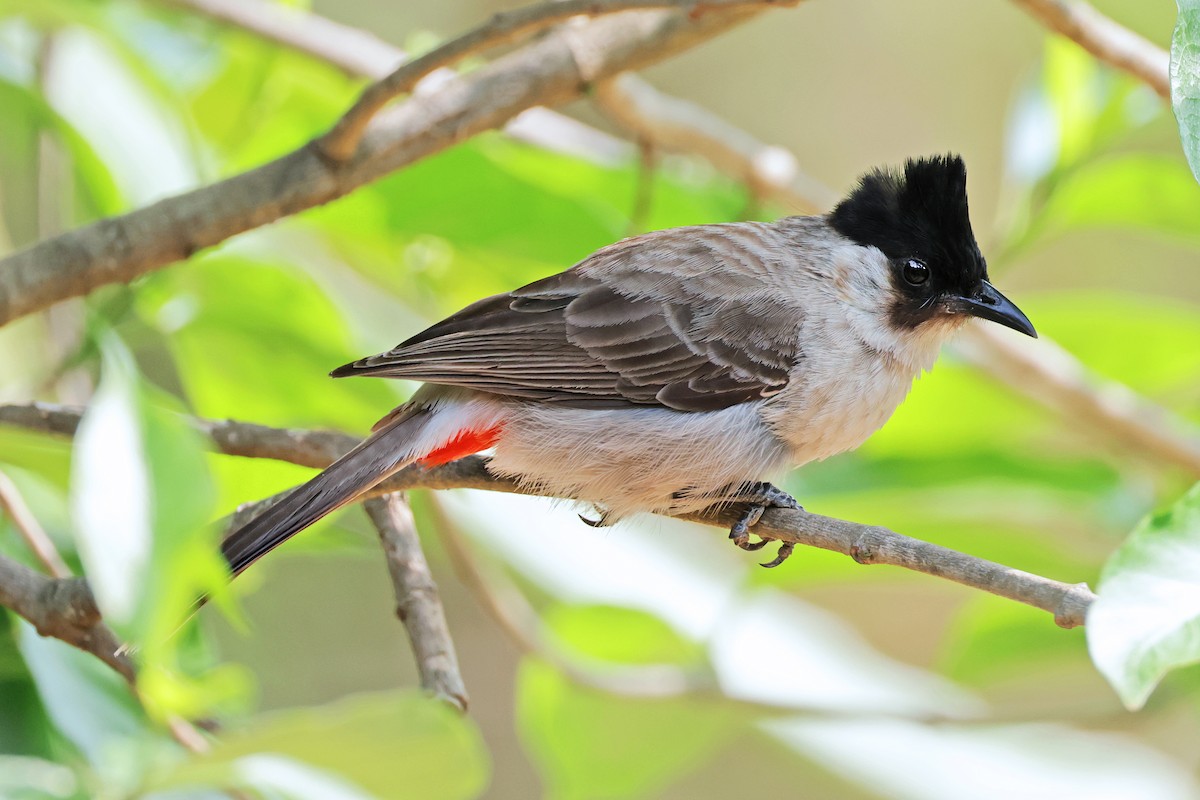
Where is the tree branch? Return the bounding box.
[0,469,71,578]
[0,402,1097,627]
[156,0,634,166]
[593,73,836,213]
[1009,0,1169,99]
[431,496,843,713]
[318,0,796,161]
[362,493,468,711]
[151,0,1197,480]
[0,1,789,327]
[0,555,135,681]
[0,470,215,754]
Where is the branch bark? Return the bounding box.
[156,0,633,165]
[0,402,1097,627]
[362,493,468,711]
[319,0,797,161]
[0,2,786,327]
[594,73,837,213]
[0,469,71,578]
[1010,0,1169,99]
[0,555,135,681]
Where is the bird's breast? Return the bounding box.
[761,336,922,466]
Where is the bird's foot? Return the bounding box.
[724,481,801,568]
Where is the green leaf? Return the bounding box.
[1038,155,1200,240]
[542,604,704,666]
[0,754,80,799]
[1088,482,1200,709]
[70,335,241,719]
[136,254,399,431]
[518,660,739,800]
[1043,35,1106,169]
[942,595,1089,687]
[70,337,156,631]
[1172,0,1200,183]
[17,622,150,771]
[0,74,124,247]
[149,691,489,800]
[517,604,739,799]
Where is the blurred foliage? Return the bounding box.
[1173,0,1200,183]
[0,1,1198,798]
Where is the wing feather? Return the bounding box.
[331,225,803,411]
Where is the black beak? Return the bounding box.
[943,281,1037,338]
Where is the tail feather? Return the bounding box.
[222,407,431,576]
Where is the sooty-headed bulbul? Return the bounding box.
[222,154,1036,574]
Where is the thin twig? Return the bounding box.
[1009,0,1169,99]
[628,137,657,234]
[0,467,213,754]
[0,3,781,327]
[317,0,797,161]
[0,555,135,681]
[431,497,769,703]
[0,469,71,578]
[593,73,837,214]
[0,402,1098,625]
[679,506,1096,629]
[362,493,468,711]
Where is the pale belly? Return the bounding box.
[761,355,920,465]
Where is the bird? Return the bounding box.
[221,153,1035,575]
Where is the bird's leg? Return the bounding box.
[720,481,802,568]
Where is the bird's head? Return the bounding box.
[829,154,1036,339]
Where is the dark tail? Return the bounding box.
[222,407,431,576]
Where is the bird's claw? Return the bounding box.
[759,541,795,568]
[578,511,610,528]
[723,481,802,566]
[729,503,770,550]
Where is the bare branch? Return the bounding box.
[1010,0,1169,99]
[362,493,468,711]
[681,506,1095,629]
[0,465,213,753]
[0,555,135,681]
[0,2,787,327]
[0,469,71,578]
[593,73,837,213]
[318,0,798,161]
[431,497,768,703]
[0,402,1097,625]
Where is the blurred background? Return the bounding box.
[2,0,1200,797]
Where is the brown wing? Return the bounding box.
[331,225,804,411]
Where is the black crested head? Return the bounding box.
[829,154,989,329]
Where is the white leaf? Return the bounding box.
[70,338,152,629]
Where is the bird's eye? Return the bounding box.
[902,259,930,286]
